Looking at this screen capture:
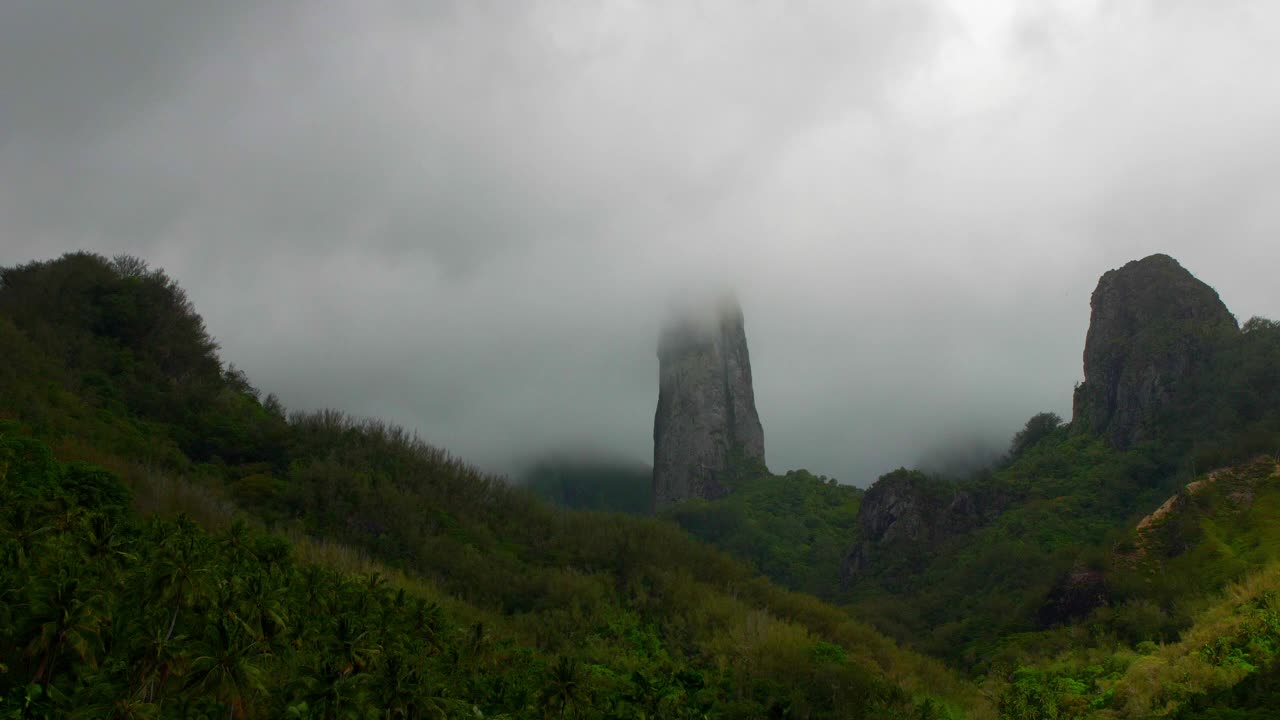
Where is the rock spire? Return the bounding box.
[652,295,765,510]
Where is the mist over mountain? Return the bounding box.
[4,246,1280,716]
[517,451,652,515]
[5,2,1280,487]
[912,435,1008,480]
[6,0,1280,717]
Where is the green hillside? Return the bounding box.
[0,253,973,718]
[4,250,1280,718]
[663,468,862,600]
[615,257,1280,717]
[655,418,1280,720]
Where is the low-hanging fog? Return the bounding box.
[3,1,1279,485]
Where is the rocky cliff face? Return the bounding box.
[840,469,987,586]
[1072,254,1237,448]
[652,298,765,510]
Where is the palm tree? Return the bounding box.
[411,600,443,654]
[229,573,288,645]
[82,513,131,562]
[128,624,183,705]
[25,572,106,689]
[292,653,369,720]
[151,514,213,643]
[365,646,463,720]
[291,614,383,719]
[185,617,267,720]
[539,656,584,720]
[9,502,55,566]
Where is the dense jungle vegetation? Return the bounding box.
[660,430,1280,719]
[530,280,1280,718]
[0,253,968,718]
[3,251,1280,718]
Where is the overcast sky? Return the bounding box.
[3,1,1278,484]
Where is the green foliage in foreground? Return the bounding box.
[7,250,1279,718]
[0,427,958,719]
[0,253,976,717]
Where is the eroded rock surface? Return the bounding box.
[839,470,986,585]
[1071,254,1237,448]
[652,298,765,510]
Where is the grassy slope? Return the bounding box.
[0,253,981,718]
[6,251,1277,718]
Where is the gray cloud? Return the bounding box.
[3,1,1279,484]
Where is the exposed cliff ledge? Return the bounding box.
[1071,254,1237,449]
[652,297,765,510]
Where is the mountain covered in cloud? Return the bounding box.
[656,254,1280,717]
[4,1,1280,717]
[0,252,974,718]
[5,1,1280,491]
[653,295,766,509]
[4,249,1280,717]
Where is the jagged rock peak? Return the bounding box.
[1071,254,1238,448]
[652,294,765,510]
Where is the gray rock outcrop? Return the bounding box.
[1071,254,1237,448]
[652,297,765,510]
[839,469,984,585]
